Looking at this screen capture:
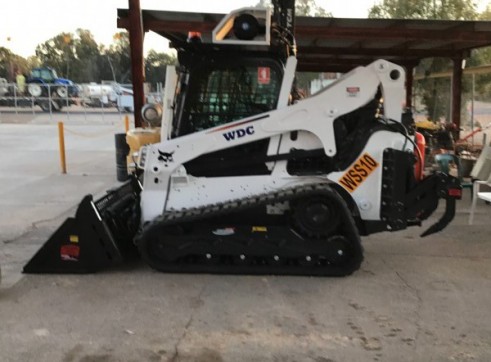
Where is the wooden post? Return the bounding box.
[452,56,464,139]
[405,65,414,109]
[58,122,67,174]
[128,0,145,128]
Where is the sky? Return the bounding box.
[1,0,490,58]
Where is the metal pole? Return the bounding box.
[471,73,475,145]
[100,84,105,122]
[48,84,53,122]
[65,84,70,121]
[58,121,67,174]
[107,56,117,83]
[31,92,35,116]
[13,82,18,115]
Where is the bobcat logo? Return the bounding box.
[157,150,174,163]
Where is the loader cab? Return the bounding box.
[171,47,285,137]
[163,7,294,176]
[167,44,287,177]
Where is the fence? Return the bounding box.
[0,81,163,121]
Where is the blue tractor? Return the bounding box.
[27,67,78,111]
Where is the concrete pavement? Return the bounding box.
[0,118,128,287]
[1,118,491,362]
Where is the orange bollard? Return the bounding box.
[124,115,130,133]
[58,122,67,174]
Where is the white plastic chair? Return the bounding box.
[470,142,491,181]
[469,142,491,225]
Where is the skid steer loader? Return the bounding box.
[24,2,461,276]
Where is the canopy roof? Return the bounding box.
[117,9,491,72]
[117,5,491,128]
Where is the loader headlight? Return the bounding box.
[141,103,163,127]
[233,13,260,40]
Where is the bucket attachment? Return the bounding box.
[24,178,141,273]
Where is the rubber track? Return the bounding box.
[137,183,364,276]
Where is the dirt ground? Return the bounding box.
[1,198,490,362]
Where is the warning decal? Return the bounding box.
[338,153,379,193]
[60,245,80,262]
[258,67,270,85]
[346,86,360,97]
[252,226,268,232]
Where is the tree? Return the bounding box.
[35,32,77,79]
[2,30,178,87]
[0,47,15,79]
[102,31,132,84]
[480,4,491,20]
[368,0,477,20]
[35,30,106,83]
[368,0,478,120]
[0,47,33,81]
[73,29,101,82]
[145,50,177,88]
[256,0,331,17]
[295,0,331,17]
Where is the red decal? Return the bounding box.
[60,245,80,261]
[258,67,270,85]
[346,87,360,96]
